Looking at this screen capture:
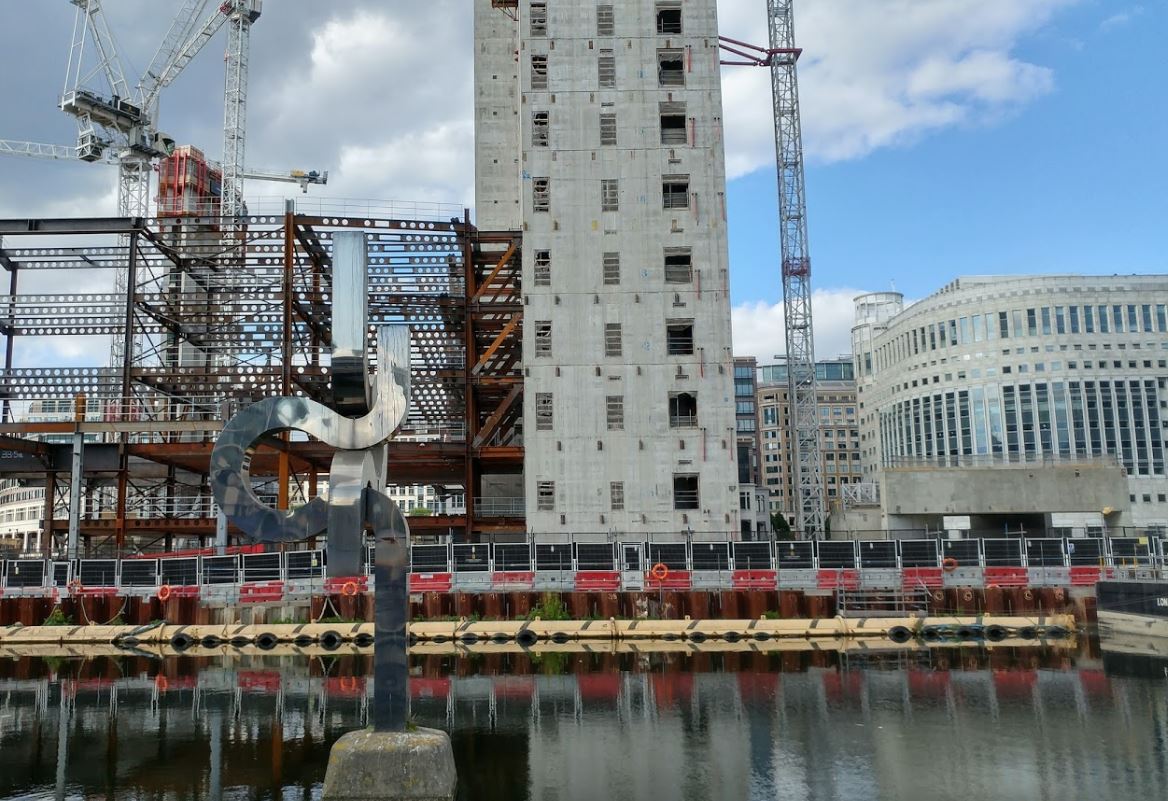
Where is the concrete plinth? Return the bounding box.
[322,728,456,801]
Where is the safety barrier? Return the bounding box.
[1,536,1163,599]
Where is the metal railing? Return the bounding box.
[1,534,1163,596]
[473,497,525,517]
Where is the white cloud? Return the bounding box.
[732,287,868,363]
[1100,6,1144,31]
[719,0,1078,175]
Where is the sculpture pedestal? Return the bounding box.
[323,728,456,801]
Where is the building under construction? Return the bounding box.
[0,208,522,556]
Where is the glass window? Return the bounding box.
[1013,310,1023,338]
[1027,308,1038,336]
[959,317,971,344]
[1112,305,1124,333]
[1055,306,1066,335]
[998,312,1009,339]
[1084,305,1095,333]
[1069,305,1080,334]
[1041,307,1052,335]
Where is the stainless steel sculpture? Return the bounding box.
[211,230,410,731]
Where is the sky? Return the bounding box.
[0,0,1164,369]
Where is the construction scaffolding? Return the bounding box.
[0,210,523,556]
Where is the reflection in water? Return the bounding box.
[0,648,1166,801]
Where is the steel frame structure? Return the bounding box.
[0,213,523,556]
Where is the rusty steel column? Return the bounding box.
[277,204,296,512]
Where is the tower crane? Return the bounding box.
[720,1,826,537]
[0,140,328,194]
[1,0,326,367]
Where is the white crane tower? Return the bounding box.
[720,1,826,537]
[1,0,327,368]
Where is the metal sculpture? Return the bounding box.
[210,230,410,731]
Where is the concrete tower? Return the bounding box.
[474,1,740,540]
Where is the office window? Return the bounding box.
[537,481,556,511]
[656,3,683,34]
[607,395,624,431]
[530,3,547,36]
[535,321,552,357]
[663,176,690,209]
[599,112,617,146]
[601,178,620,212]
[533,249,551,286]
[598,49,616,88]
[604,322,622,357]
[532,111,549,147]
[660,101,687,144]
[673,474,699,510]
[610,481,625,511]
[535,393,554,431]
[603,252,620,286]
[533,178,550,212]
[664,247,692,283]
[666,320,694,355]
[597,4,614,36]
[657,49,685,87]
[531,54,548,90]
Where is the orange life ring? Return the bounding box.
[649,562,669,581]
[942,557,959,573]
[341,581,359,597]
[155,675,169,692]
[340,676,358,693]
[66,578,83,594]
[157,584,173,602]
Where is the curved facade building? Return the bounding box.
[853,276,1168,530]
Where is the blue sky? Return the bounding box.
[725,1,1166,359]
[0,1,1163,365]
[732,1,1165,297]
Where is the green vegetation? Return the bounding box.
[407,507,434,516]
[771,514,794,541]
[43,608,72,627]
[529,594,570,621]
[317,616,362,625]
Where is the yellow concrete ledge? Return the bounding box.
[0,615,1075,647]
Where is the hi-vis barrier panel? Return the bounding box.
[776,541,814,569]
[1,536,1164,596]
[816,541,857,569]
[690,543,730,571]
[942,539,980,566]
[983,539,1023,567]
[5,560,45,588]
[537,544,575,571]
[452,544,490,573]
[647,544,687,571]
[1025,538,1065,567]
[494,544,532,572]
[161,557,198,586]
[732,543,772,570]
[120,559,158,587]
[899,540,939,568]
[411,545,449,573]
[1110,537,1153,565]
[243,553,282,583]
[1066,538,1105,566]
[79,559,117,587]
[858,540,897,568]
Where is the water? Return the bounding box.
[0,646,1165,801]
